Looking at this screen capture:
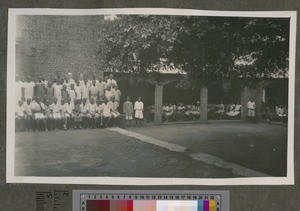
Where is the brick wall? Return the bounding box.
[16,15,104,81]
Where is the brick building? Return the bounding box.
[16,15,104,80]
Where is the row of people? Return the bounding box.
[144,102,242,122]
[16,73,121,106]
[16,95,145,131]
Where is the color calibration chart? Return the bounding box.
[73,190,229,211]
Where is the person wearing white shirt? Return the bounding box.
[103,76,109,89]
[100,99,112,128]
[134,97,144,127]
[68,84,77,105]
[107,73,117,87]
[114,85,122,108]
[89,80,98,102]
[32,97,48,132]
[247,99,256,122]
[23,98,34,131]
[50,97,62,130]
[107,96,120,127]
[105,85,113,102]
[81,79,90,103]
[23,76,35,100]
[79,74,85,87]
[74,80,82,100]
[97,77,106,99]
[61,98,74,130]
[53,80,63,105]
[80,98,89,128]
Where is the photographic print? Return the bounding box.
[6,8,296,185]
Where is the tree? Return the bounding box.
[97,15,290,88]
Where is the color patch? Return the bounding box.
[157,200,198,211]
[133,200,156,211]
[86,200,110,211]
[110,200,133,211]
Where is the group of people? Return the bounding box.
[15,72,145,131]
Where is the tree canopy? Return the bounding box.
[97,15,290,87]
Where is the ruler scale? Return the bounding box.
[73,190,229,211]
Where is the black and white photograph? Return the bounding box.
[6,8,296,185]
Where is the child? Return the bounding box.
[134,97,144,127]
[123,96,133,128]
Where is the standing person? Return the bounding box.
[134,97,144,127]
[65,72,75,90]
[123,96,133,128]
[97,76,105,100]
[15,74,23,105]
[79,73,85,87]
[247,98,256,122]
[114,85,122,109]
[23,76,35,101]
[81,78,90,104]
[74,80,82,101]
[105,85,113,102]
[53,79,63,105]
[45,81,54,105]
[89,80,98,103]
[68,84,76,105]
[107,73,117,87]
[61,85,69,103]
[35,77,46,103]
[103,75,109,89]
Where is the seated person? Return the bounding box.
[185,104,193,120]
[276,105,287,123]
[23,98,34,131]
[215,101,225,117]
[163,103,174,122]
[32,97,48,132]
[100,98,112,128]
[73,99,82,129]
[44,99,53,130]
[107,96,120,127]
[80,98,90,129]
[95,99,103,128]
[176,102,186,121]
[227,102,241,117]
[50,97,62,130]
[61,98,74,130]
[15,100,25,131]
[87,98,97,128]
[191,103,200,121]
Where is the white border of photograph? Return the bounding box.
[6,8,296,185]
